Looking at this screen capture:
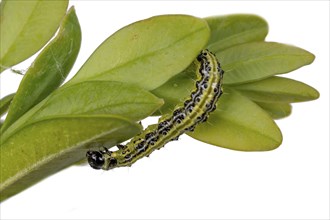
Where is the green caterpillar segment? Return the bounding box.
[87,50,224,170]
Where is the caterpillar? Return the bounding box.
[86,49,224,170]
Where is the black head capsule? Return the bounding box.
[86,150,105,170]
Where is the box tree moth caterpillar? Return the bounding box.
[87,50,224,170]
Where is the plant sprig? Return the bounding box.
[0,2,319,202]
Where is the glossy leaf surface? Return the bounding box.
[1,7,81,132]
[219,42,315,84]
[28,81,164,123]
[67,15,210,90]
[1,81,162,143]
[206,14,268,52]
[153,78,282,151]
[0,0,69,72]
[0,115,141,202]
[152,63,196,115]
[189,90,283,151]
[231,76,320,103]
[256,102,292,119]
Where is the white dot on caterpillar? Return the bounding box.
[201,69,208,75]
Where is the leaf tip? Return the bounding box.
[67,5,76,14]
[310,87,320,100]
[267,124,283,151]
[306,50,316,65]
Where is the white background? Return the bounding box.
[0,1,329,219]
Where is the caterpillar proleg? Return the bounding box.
[86,49,224,170]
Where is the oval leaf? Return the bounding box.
[206,14,268,52]
[230,76,320,103]
[152,73,282,151]
[1,81,163,143]
[1,7,81,132]
[0,93,15,116]
[219,42,315,84]
[256,102,292,119]
[188,90,283,151]
[66,15,210,90]
[0,115,141,202]
[0,0,69,72]
[28,81,164,123]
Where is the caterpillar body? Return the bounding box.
[86,50,224,170]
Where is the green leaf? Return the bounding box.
[188,90,283,151]
[1,81,163,144]
[0,93,15,116]
[256,102,292,119]
[28,81,164,123]
[1,7,81,132]
[206,14,268,52]
[151,63,196,115]
[152,74,282,151]
[230,76,320,103]
[219,42,315,84]
[0,115,141,202]
[0,0,69,72]
[66,14,210,90]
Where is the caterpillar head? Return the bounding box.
[86,149,117,170]
[86,150,104,170]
